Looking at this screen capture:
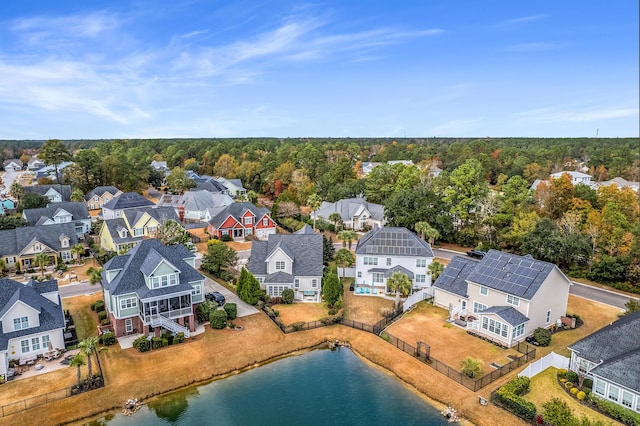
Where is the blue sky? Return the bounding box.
[0,1,637,139]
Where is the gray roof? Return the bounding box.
[102,192,155,210]
[314,198,384,223]
[480,306,529,326]
[368,265,415,279]
[3,159,23,167]
[466,250,560,300]
[157,191,232,213]
[0,278,65,351]
[433,256,479,297]
[569,311,640,392]
[122,206,179,228]
[23,184,72,201]
[247,233,323,278]
[23,202,90,226]
[355,227,434,258]
[263,271,294,284]
[85,186,122,200]
[0,223,78,256]
[208,202,270,228]
[102,239,203,297]
[193,179,228,193]
[294,224,317,235]
[103,218,141,245]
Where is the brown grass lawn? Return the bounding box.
[63,294,103,341]
[523,367,617,425]
[386,302,521,372]
[271,303,328,324]
[342,280,394,324]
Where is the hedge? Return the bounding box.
[495,376,537,421]
[223,303,237,320]
[589,395,640,426]
[210,309,228,329]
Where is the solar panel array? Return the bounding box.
[433,256,477,296]
[362,228,432,256]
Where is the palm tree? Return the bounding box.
[33,252,50,276]
[70,353,86,387]
[86,267,103,286]
[10,182,24,204]
[306,193,322,230]
[78,336,100,377]
[460,357,483,379]
[415,221,440,245]
[328,212,343,231]
[428,260,445,281]
[337,230,357,250]
[71,244,85,265]
[386,271,412,311]
[334,248,355,278]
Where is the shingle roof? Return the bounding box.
[208,202,270,228]
[0,223,78,256]
[355,227,434,258]
[433,256,479,297]
[122,206,179,228]
[103,218,141,245]
[102,192,154,210]
[156,191,232,213]
[22,202,90,226]
[85,186,121,200]
[193,179,228,193]
[23,184,72,201]
[480,306,529,326]
[263,271,294,284]
[466,250,560,300]
[368,265,415,279]
[247,234,323,277]
[590,349,640,392]
[102,239,203,297]
[314,198,384,222]
[0,278,65,351]
[294,224,316,235]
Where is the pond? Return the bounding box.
[87,348,451,425]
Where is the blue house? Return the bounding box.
[0,199,16,215]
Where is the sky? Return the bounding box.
[0,1,637,139]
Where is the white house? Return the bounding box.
[433,250,572,347]
[354,227,434,296]
[22,201,91,238]
[23,184,72,203]
[313,198,385,231]
[0,279,66,378]
[568,311,640,413]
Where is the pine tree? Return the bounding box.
[236,268,248,301]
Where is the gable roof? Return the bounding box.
[103,218,139,245]
[193,179,228,193]
[247,233,323,278]
[0,223,78,256]
[0,278,65,351]
[23,184,72,201]
[433,256,479,297]
[314,198,384,222]
[590,349,640,392]
[22,202,90,226]
[102,192,155,210]
[85,186,122,200]
[208,202,270,228]
[102,239,203,297]
[156,191,233,213]
[480,306,529,326]
[294,224,317,235]
[122,206,179,228]
[355,227,434,258]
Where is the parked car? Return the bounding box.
[205,291,226,306]
[466,250,486,259]
[349,283,355,291]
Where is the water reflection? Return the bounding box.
[147,387,199,424]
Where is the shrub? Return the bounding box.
[223,303,237,320]
[589,395,640,426]
[328,307,338,315]
[281,288,294,304]
[291,322,305,331]
[566,370,578,383]
[570,387,579,395]
[557,368,567,377]
[174,332,185,344]
[221,234,233,242]
[565,381,574,389]
[94,300,105,312]
[101,332,116,346]
[210,309,228,329]
[496,377,536,421]
[583,378,593,390]
[533,327,552,346]
[100,318,110,326]
[90,302,96,311]
[152,337,168,349]
[273,310,279,317]
[560,378,567,383]
[97,311,107,321]
[197,300,215,323]
[133,336,150,352]
[576,391,586,401]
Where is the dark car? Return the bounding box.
[466,250,487,259]
[205,291,226,306]
[349,283,355,292]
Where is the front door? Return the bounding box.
[150,305,158,317]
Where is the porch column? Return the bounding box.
[189,314,195,332]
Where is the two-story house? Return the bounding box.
[85,186,123,210]
[433,250,572,347]
[568,311,640,413]
[23,184,72,203]
[99,206,180,253]
[22,202,91,239]
[247,232,323,302]
[0,223,78,270]
[313,198,385,231]
[101,192,155,220]
[101,239,204,338]
[3,159,23,172]
[354,227,434,296]
[0,278,66,378]
[215,178,247,198]
[207,202,276,240]
[0,199,16,216]
[156,190,233,222]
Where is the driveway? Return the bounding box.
[203,277,259,317]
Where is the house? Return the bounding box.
[156,191,233,222]
[102,192,155,220]
[312,197,385,231]
[550,171,594,186]
[568,312,640,412]
[191,175,230,195]
[247,233,323,302]
[359,160,415,177]
[0,278,66,377]
[85,186,123,210]
[215,177,247,198]
[101,239,204,338]
[3,159,23,172]
[595,177,639,192]
[33,162,73,183]
[99,206,180,253]
[23,184,72,203]
[0,223,78,270]
[22,202,91,238]
[207,202,276,240]
[433,250,572,347]
[151,161,170,174]
[354,227,435,296]
[26,158,45,171]
[0,199,16,216]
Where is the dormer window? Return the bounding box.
[275,261,285,270]
[116,210,122,217]
[94,196,99,202]
[34,244,41,251]
[119,229,128,238]
[244,217,253,224]
[61,238,69,248]
[13,316,29,330]
[150,273,179,289]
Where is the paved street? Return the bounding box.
[59,280,99,298]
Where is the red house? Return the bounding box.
[207,202,276,240]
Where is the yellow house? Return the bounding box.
[99,206,180,252]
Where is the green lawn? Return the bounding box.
[523,367,617,425]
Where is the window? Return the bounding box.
[416,259,427,268]
[170,274,177,285]
[275,261,285,270]
[244,217,253,224]
[119,229,128,238]
[267,285,289,297]
[593,379,605,396]
[31,337,41,351]
[545,310,551,324]
[192,284,201,296]
[608,386,619,402]
[61,238,69,247]
[294,279,300,288]
[21,340,30,354]
[364,257,378,266]
[480,286,488,296]
[415,274,426,283]
[482,317,508,337]
[473,302,487,313]
[262,218,269,226]
[386,258,391,266]
[116,210,122,217]
[120,297,137,310]
[506,294,520,306]
[512,323,525,338]
[311,279,318,288]
[13,316,29,331]
[258,277,264,284]
[373,273,384,283]
[94,196,99,202]
[134,228,143,236]
[125,319,133,333]
[42,335,50,349]
[161,276,169,287]
[621,391,633,408]
[61,251,71,261]
[357,271,362,278]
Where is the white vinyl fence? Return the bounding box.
[403,287,434,312]
[518,352,569,378]
[337,267,356,278]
